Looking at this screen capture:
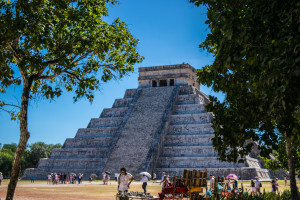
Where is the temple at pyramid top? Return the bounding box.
[138,64,200,89]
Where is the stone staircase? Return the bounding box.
[22,89,139,179]
[154,86,270,180]
[103,86,176,177]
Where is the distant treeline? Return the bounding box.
[0,142,62,178]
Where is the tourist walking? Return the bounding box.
[209,175,215,192]
[103,172,106,184]
[250,179,256,194]
[255,177,261,195]
[47,174,51,184]
[233,178,238,189]
[117,167,134,192]
[284,176,287,186]
[227,178,231,191]
[271,177,276,192]
[160,172,166,185]
[141,174,148,194]
[152,172,156,181]
[0,172,3,186]
[31,175,35,183]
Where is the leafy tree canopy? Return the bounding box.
[0,1,143,199]
[190,0,299,198]
[0,0,144,116]
[263,135,300,178]
[189,0,300,161]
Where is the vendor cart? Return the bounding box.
[159,169,208,200]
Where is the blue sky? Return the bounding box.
[0,0,221,145]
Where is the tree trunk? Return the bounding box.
[285,134,298,200]
[6,81,31,200]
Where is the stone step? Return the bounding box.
[176,94,203,105]
[100,107,128,118]
[38,158,105,169]
[167,132,214,136]
[112,98,133,108]
[169,124,214,135]
[156,157,245,168]
[63,137,112,148]
[124,89,137,98]
[170,113,213,125]
[164,135,213,146]
[87,117,123,128]
[154,167,270,180]
[161,146,217,157]
[172,104,206,114]
[75,127,118,138]
[178,85,195,95]
[50,148,108,158]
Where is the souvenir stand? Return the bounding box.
[159,169,208,200]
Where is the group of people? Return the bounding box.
[271,176,280,193]
[250,177,262,195]
[46,173,83,184]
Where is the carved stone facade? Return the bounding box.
[23,64,271,180]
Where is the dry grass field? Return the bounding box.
[0,179,298,200]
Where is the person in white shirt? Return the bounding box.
[160,172,166,185]
[227,178,231,191]
[47,174,51,184]
[209,175,215,192]
[141,174,148,194]
[118,167,134,192]
[255,177,261,195]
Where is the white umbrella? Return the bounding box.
[139,172,151,178]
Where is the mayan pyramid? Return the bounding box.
[23,64,271,180]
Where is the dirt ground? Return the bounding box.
[0,179,298,200]
[0,180,161,200]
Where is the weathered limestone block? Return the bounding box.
[87,117,123,128]
[170,113,213,125]
[172,104,206,114]
[63,137,112,148]
[168,124,214,135]
[176,94,204,105]
[245,156,262,168]
[155,167,269,180]
[124,89,137,98]
[50,148,108,158]
[157,157,245,168]
[164,135,213,146]
[100,107,128,118]
[162,146,218,157]
[38,158,105,169]
[75,127,118,138]
[112,98,133,108]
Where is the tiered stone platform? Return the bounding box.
[23,64,271,180]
